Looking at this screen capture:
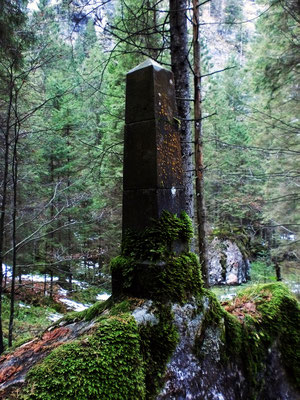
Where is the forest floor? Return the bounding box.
[1,269,111,350]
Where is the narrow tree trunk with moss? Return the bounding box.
[170,0,194,224]
[193,0,209,286]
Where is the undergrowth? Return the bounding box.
[2,295,61,351]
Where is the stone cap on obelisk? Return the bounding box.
[122,59,185,233]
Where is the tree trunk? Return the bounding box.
[193,0,209,286]
[9,123,19,347]
[169,0,194,225]
[0,73,14,354]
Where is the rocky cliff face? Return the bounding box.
[208,237,251,286]
[201,0,263,70]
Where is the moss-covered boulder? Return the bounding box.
[22,314,146,400]
[0,283,299,400]
[0,212,298,400]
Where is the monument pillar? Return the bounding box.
[123,59,185,234]
[111,59,202,301]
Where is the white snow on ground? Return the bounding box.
[60,298,92,312]
[19,302,31,309]
[58,288,68,296]
[72,279,89,289]
[21,274,59,283]
[96,293,111,301]
[48,312,63,322]
[2,264,59,282]
[220,293,236,301]
[3,263,112,311]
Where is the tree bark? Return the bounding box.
[0,71,14,353]
[169,0,194,225]
[193,0,209,286]
[8,119,19,347]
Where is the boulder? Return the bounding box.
[208,237,250,286]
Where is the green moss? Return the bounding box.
[239,283,300,390]
[138,303,179,399]
[18,299,179,400]
[193,290,225,360]
[54,297,114,326]
[122,211,193,260]
[111,212,202,302]
[21,314,146,400]
[193,284,300,397]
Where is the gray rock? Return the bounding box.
[208,238,250,286]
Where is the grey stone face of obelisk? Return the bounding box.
[122,59,185,234]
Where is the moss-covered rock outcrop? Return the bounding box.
[7,298,178,400]
[1,283,299,400]
[0,213,299,400]
[192,283,300,400]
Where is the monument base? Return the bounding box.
[111,211,202,302]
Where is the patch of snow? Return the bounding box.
[2,264,12,278]
[19,302,31,309]
[220,293,236,301]
[96,293,111,301]
[60,298,92,312]
[58,288,68,296]
[21,274,59,283]
[280,233,296,241]
[48,312,63,322]
[72,279,89,289]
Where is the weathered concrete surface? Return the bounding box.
[123,59,184,233]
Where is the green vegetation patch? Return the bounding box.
[21,314,146,400]
[20,299,179,400]
[195,284,300,398]
[1,295,61,351]
[236,283,300,391]
[111,211,202,302]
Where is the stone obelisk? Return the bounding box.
[122,59,185,234]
